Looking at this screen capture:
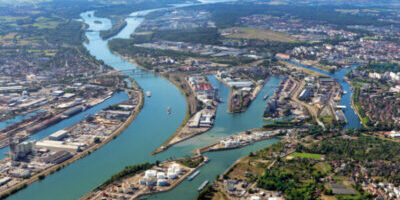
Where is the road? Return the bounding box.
[291,80,325,129]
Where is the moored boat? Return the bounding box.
[187,170,200,181]
[198,180,209,191]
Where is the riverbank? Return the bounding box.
[0,79,144,199]
[111,51,219,156]
[151,73,222,155]
[194,128,280,154]
[82,155,208,200]
[0,92,117,151]
[215,76,236,114]
[286,61,362,129]
[100,18,127,40]
[280,61,329,77]
[215,75,264,114]
[153,107,217,155]
[348,80,367,128]
[6,7,283,199]
[110,51,199,156]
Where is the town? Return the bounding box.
[1,0,400,200]
[0,77,143,196]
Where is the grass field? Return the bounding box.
[0,33,16,46]
[291,152,323,160]
[364,36,379,40]
[33,17,61,29]
[226,157,271,180]
[223,27,297,43]
[314,162,332,173]
[321,115,335,126]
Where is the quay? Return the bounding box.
[82,156,208,200]
[195,129,280,154]
[0,78,145,199]
[151,74,218,155]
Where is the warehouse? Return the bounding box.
[49,130,68,141]
[41,151,73,164]
[35,140,80,152]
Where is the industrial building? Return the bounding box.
[49,130,68,141]
[139,163,182,187]
[9,140,35,161]
[41,151,73,164]
[10,168,31,178]
[0,177,11,186]
[35,140,81,152]
[225,78,254,88]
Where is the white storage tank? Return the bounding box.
[171,163,180,170]
[157,179,169,186]
[156,172,165,179]
[144,170,156,178]
[168,172,177,179]
[174,168,182,175]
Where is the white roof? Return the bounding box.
[35,140,79,151]
[50,130,68,138]
[63,93,75,98]
[251,196,261,200]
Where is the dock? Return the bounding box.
[195,129,279,154]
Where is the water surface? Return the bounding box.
[7,3,282,199]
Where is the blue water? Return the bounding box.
[0,92,129,160]
[6,2,363,198]
[0,110,42,130]
[286,61,361,129]
[5,2,293,199]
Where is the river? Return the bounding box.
[286,61,361,129]
[6,1,359,200]
[0,111,42,130]
[0,92,129,160]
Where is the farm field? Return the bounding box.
[222,27,297,43]
[290,152,323,160]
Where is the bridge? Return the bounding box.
[117,68,150,76]
[336,105,347,109]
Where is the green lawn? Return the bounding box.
[314,162,332,173]
[223,27,297,43]
[291,152,323,160]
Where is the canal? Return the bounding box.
[0,111,42,130]
[286,61,361,129]
[6,1,359,200]
[0,92,129,160]
[6,4,282,199]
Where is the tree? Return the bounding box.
[94,137,101,143]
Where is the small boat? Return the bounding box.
[264,94,269,100]
[146,91,151,97]
[187,170,200,181]
[167,106,171,114]
[198,180,209,191]
[343,90,348,94]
